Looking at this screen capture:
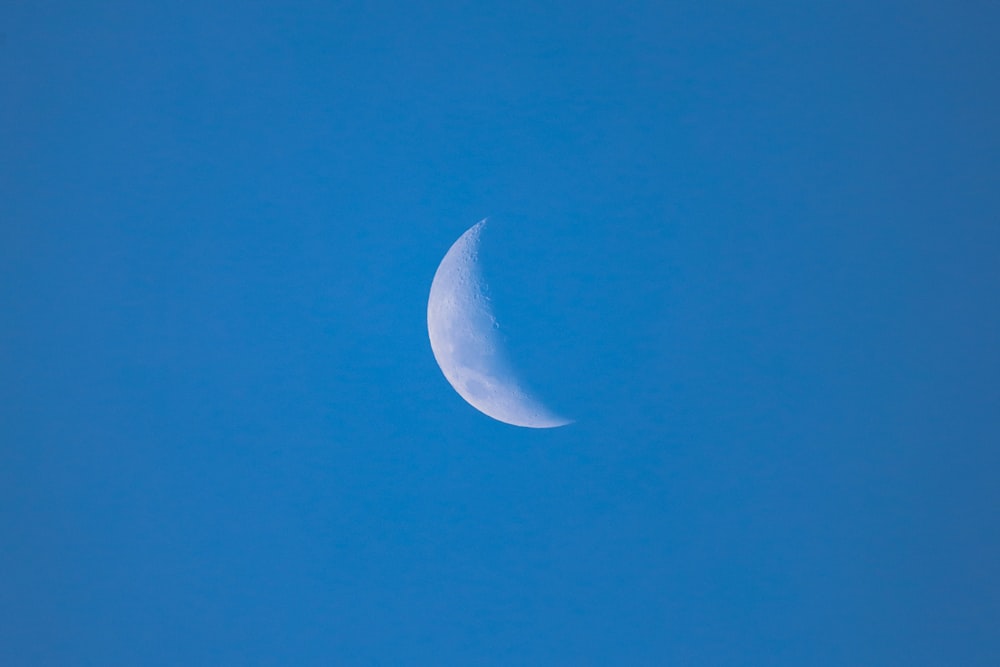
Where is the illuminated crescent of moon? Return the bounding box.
[427,220,571,428]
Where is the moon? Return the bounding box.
[427,220,572,428]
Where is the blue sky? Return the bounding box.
[3,1,999,664]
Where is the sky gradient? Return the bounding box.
[3,2,999,665]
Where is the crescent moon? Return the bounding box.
[427,220,572,428]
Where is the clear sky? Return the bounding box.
[3,2,999,665]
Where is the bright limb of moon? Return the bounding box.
[427,220,572,428]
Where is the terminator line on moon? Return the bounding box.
[427,220,572,428]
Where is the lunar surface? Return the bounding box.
[427,220,571,428]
